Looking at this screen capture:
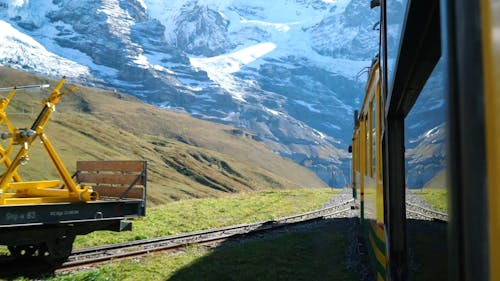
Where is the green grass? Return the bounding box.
[48,220,358,281]
[2,188,346,281]
[414,189,448,212]
[73,188,336,248]
[0,188,335,260]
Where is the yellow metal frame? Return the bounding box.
[0,88,23,183]
[0,78,98,205]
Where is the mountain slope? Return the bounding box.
[0,0,369,186]
[0,0,445,186]
[0,66,327,204]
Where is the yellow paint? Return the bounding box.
[353,60,386,223]
[369,232,387,266]
[361,115,367,205]
[372,220,385,241]
[368,101,374,177]
[352,139,355,187]
[355,131,360,187]
[480,1,500,280]
[8,180,61,190]
[375,77,384,223]
[0,196,87,205]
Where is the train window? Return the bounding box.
[404,56,448,280]
[405,58,446,191]
[386,0,409,93]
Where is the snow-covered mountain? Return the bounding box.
[0,0,444,187]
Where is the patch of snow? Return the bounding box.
[136,0,147,10]
[189,42,276,102]
[427,99,444,111]
[322,0,352,14]
[324,123,341,130]
[97,0,150,69]
[133,53,150,69]
[294,100,321,113]
[313,129,327,139]
[97,0,135,37]
[264,107,281,116]
[221,111,240,121]
[14,20,118,79]
[409,124,445,144]
[144,0,192,42]
[186,86,203,92]
[1,0,58,29]
[190,42,277,73]
[0,20,90,78]
[145,0,232,42]
[240,19,292,32]
[152,64,175,75]
[231,0,331,22]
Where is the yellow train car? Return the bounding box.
[351,58,386,280]
[351,0,500,280]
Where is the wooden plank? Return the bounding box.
[77,161,145,172]
[77,173,144,186]
[93,186,144,199]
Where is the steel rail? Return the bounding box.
[405,202,448,222]
[59,199,354,270]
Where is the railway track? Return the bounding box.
[1,198,447,278]
[52,199,354,272]
[406,202,448,222]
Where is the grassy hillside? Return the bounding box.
[423,169,447,189]
[0,67,327,204]
[419,169,448,212]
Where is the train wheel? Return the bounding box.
[7,244,38,258]
[41,235,75,266]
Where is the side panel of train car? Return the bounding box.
[0,160,147,264]
[352,60,387,281]
[481,1,500,280]
[351,0,500,280]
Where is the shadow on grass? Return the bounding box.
[0,218,447,281]
[407,219,448,281]
[169,218,360,281]
[167,217,448,281]
[0,256,57,280]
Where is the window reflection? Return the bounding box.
[386,0,408,93]
[405,58,447,198]
[404,56,448,280]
